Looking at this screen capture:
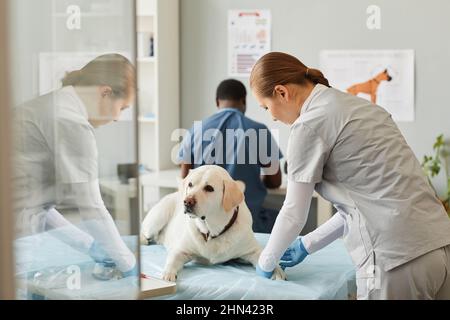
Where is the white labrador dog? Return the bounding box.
[140,165,286,282]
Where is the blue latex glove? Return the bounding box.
[121,264,139,278]
[256,264,273,279]
[279,238,309,269]
[88,241,110,263]
[92,259,117,281]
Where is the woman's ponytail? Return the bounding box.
[60,54,136,99]
[250,52,331,98]
[305,68,330,87]
[61,70,83,87]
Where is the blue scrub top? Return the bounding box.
[179,108,283,222]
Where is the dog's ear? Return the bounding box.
[222,179,244,212]
[235,180,246,193]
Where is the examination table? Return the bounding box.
[14,232,356,300]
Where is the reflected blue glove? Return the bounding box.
[279,238,309,269]
[88,241,111,263]
[256,264,273,279]
[92,259,117,281]
[121,264,139,278]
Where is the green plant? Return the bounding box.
[422,134,450,217]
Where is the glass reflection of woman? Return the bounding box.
[14,54,137,277]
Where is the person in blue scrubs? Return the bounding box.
[178,79,283,233]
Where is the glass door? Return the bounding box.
[8,0,141,300]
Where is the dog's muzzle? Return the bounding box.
[184,207,194,214]
[184,196,196,214]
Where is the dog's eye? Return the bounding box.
[188,182,193,188]
[204,185,214,192]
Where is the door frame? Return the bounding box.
[0,0,15,300]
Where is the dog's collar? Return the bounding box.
[200,206,239,242]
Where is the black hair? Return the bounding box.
[216,79,247,101]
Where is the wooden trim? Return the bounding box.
[0,0,15,300]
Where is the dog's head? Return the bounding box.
[383,68,393,81]
[180,165,245,223]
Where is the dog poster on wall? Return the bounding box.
[320,50,415,122]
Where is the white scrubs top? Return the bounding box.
[13,86,136,271]
[14,86,97,221]
[261,84,450,272]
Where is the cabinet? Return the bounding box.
[136,0,180,217]
[99,0,180,227]
[136,0,180,172]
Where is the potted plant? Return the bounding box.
[421,134,450,217]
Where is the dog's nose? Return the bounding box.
[184,197,196,212]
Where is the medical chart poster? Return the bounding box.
[319,50,415,122]
[228,9,271,77]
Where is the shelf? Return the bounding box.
[137,14,155,18]
[118,117,156,123]
[138,57,156,63]
[139,117,156,123]
[136,0,180,174]
[137,18,154,33]
[52,13,122,18]
[137,0,156,17]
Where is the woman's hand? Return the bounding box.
[279,237,309,269]
[255,264,273,279]
[88,240,110,263]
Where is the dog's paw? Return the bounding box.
[271,266,287,281]
[162,271,177,282]
[140,233,150,245]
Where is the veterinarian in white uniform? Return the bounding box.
[250,52,450,299]
[13,54,137,276]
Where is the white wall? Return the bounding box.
[180,0,450,196]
